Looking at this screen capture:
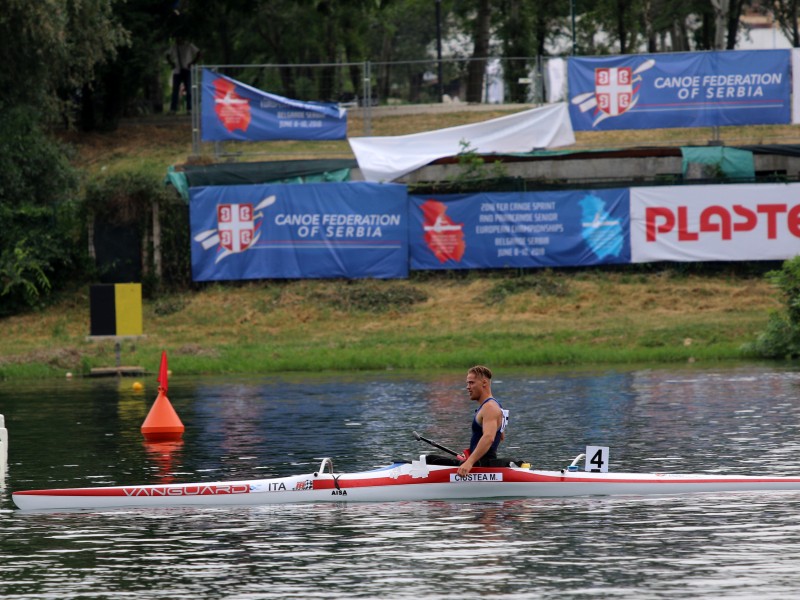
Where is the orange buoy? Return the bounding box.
[141,352,184,442]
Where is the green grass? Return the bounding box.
[0,274,774,380]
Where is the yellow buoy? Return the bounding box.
[132,381,144,392]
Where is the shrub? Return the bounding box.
[0,107,82,315]
[749,256,800,359]
[84,169,191,295]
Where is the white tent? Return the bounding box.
[349,102,575,183]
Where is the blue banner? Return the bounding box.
[409,190,630,270]
[201,69,347,141]
[568,50,790,131]
[190,182,408,280]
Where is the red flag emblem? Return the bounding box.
[421,200,465,263]
[213,77,251,132]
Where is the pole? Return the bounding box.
[363,61,372,136]
[191,64,201,157]
[571,0,577,55]
[436,0,444,102]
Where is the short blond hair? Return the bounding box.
[468,365,492,380]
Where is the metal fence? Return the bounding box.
[191,56,566,157]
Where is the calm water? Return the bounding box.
[3,364,800,598]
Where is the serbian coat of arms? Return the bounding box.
[217,203,254,253]
[595,67,633,117]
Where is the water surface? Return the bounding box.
[2,365,800,598]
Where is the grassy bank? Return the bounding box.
[0,270,781,379]
[7,109,790,379]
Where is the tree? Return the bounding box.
[0,107,81,315]
[773,0,800,47]
[79,0,184,129]
[0,0,127,120]
[365,0,451,103]
[708,0,749,50]
[464,0,492,102]
[0,1,127,313]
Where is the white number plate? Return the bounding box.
[585,446,609,472]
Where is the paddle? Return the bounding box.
[412,431,460,457]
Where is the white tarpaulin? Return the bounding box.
[349,102,575,182]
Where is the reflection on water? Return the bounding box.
[2,364,800,598]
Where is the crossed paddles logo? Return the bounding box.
[571,59,655,127]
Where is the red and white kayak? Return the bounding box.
[13,456,800,511]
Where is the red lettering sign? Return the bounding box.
[645,203,800,242]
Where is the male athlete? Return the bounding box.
[457,365,508,477]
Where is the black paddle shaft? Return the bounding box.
[412,431,460,457]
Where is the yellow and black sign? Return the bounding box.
[89,283,143,337]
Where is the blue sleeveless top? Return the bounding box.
[469,397,506,458]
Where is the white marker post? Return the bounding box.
[0,414,7,480]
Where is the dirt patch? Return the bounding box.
[175,344,221,358]
[0,347,85,368]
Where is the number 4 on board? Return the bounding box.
[585,446,609,472]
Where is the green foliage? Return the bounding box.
[85,169,163,223]
[749,313,800,360]
[427,140,512,193]
[0,241,52,306]
[463,140,508,179]
[85,169,191,295]
[768,255,800,327]
[0,107,78,205]
[749,256,800,359]
[0,0,127,118]
[0,107,84,315]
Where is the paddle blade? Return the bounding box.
[157,351,168,392]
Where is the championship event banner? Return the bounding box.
[630,183,800,263]
[190,182,408,280]
[409,189,630,270]
[200,69,347,141]
[568,49,791,131]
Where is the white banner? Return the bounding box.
[630,183,800,263]
[349,103,575,183]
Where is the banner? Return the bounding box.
[568,50,791,131]
[630,183,800,263]
[190,182,408,280]
[201,69,347,141]
[792,49,800,124]
[409,189,630,270]
[349,103,575,182]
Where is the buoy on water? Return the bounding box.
[141,351,184,442]
[132,381,144,392]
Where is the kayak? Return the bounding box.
[13,455,800,511]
